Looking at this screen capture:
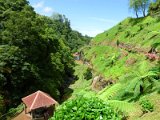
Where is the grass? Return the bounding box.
[67,63,96,99]
[80,16,160,119]
[92,17,160,48]
[62,16,160,120]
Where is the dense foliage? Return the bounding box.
[139,99,154,113]
[50,13,91,52]
[81,15,160,119]
[149,0,160,16]
[84,68,92,80]
[0,0,90,115]
[51,97,123,120]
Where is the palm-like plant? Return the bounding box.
[97,62,159,116]
[119,61,160,101]
[98,61,160,101]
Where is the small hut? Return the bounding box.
[22,90,58,120]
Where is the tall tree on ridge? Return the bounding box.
[129,0,140,18]
[129,0,151,17]
[140,0,151,17]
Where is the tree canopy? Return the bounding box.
[148,0,160,16]
[129,0,151,18]
[0,0,91,115]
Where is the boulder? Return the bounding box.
[91,76,114,91]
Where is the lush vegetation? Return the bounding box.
[61,1,160,119]
[149,0,160,16]
[0,0,91,116]
[51,96,123,120]
[139,99,154,113]
[0,0,160,120]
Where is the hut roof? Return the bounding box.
[22,90,57,112]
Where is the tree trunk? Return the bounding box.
[143,10,146,17]
[136,11,139,18]
[141,2,146,17]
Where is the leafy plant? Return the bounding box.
[124,31,130,38]
[84,68,92,80]
[139,99,154,113]
[51,97,123,120]
[108,100,141,116]
[118,62,159,101]
[98,83,124,100]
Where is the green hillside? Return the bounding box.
[56,16,160,120]
[83,16,159,79]
[78,16,160,119]
[1,0,160,120]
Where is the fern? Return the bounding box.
[133,80,143,99]
[107,100,141,115]
[119,73,136,84]
[98,62,159,102]
[98,83,124,100]
[125,78,140,92]
[118,63,159,101]
[152,78,160,92]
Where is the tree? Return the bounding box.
[129,0,140,18]
[140,0,151,17]
[0,45,36,108]
[0,0,90,114]
[148,0,160,16]
[129,0,150,17]
[50,13,91,52]
[0,0,74,110]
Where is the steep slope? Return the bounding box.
[83,17,159,79]
[51,16,160,120]
[79,16,160,119]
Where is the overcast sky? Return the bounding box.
[28,0,134,37]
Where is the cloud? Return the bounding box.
[43,7,54,13]
[32,1,54,15]
[74,27,104,37]
[89,17,118,24]
[33,1,44,8]
[81,29,104,37]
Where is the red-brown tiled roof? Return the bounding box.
[22,90,57,112]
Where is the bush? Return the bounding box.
[139,99,154,113]
[51,97,123,120]
[117,26,122,31]
[124,31,130,38]
[84,68,92,80]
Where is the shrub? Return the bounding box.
[51,97,123,120]
[6,104,23,119]
[139,99,154,113]
[124,31,130,38]
[138,25,143,31]
[117,26,122,31]
[84,68,92,80]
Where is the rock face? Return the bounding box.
[91,76,114,91]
